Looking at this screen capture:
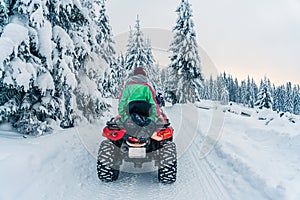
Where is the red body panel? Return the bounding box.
[102,127,126,141]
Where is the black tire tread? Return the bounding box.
[97,140,119,182]
[158,141,177,183]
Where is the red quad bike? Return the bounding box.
[97,101,177,184]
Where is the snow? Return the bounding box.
[0,38,14,69]
[0,101,300,199]
[60,60,77,89]
[0,23,28,69]
[77,72,101,99]
[29,6,44,28]
[1,23,28,45]
[3,58,37,92]
[53,26,74,51]
[38,20,52,70]
[61,0,82,10]
[36,70,55,94]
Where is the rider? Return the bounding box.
[117,67,162,123]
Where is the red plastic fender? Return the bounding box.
[151,127,173,141]
[102,127,126,141]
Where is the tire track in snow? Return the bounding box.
[187,137,232,200]
[169,103,231,200]
[71,104,231,200]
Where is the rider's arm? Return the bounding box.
[118,86,129,121]
[145,87,160,122]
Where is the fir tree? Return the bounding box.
[48,0,110,122]
[124,16,159,90]
[245,76,252,107]
[0,0,8,34]
[168,0,204,103]
[227,75,236,102]
[125,26,133,62]
[208,75,214,100]
[144,38,160,90]
[293,85,300,115]
[201,80,210,100]
[255,78,273,109]
[219,76,229,105]
[252,78,258,107]
[102,55,125,98]
[116,53,126,88]
[151,62,162,92]
[0,0,111,134]
[284,82,293,113]
[240,80,247,106]
[95,0,116,64]
[234,78,240,103]
[52,25,78,127]
[272,84,278,111]
[276,85,286,112]
[125,16,149,72]
[0,18,53,135]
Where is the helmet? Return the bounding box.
[133,67,147,77]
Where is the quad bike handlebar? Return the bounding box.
[106,117,170,129]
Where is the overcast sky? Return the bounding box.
[106,0,300,85]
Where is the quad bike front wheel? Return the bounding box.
[158,141,177,183]
[97,140,120,182]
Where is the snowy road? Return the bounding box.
[72,103,232,200]
[1,102,299,199]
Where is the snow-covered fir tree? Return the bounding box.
[168,0,204,103]
[51,26,77,128]
[201,79,210,100]
[0,0,111,134]
[145,38,155,67]
[151,62,162,92]
[219,76,229,105]
[292,85,300,115]
[272,84,280,112]
[0,12,54,135]
[0,0,8,34]
[240,80,247,106]
[95,0,116,64]
[144,38,161,90]
[116,53,126,88]
[125,26,133,62]
[274,85,285,112]
[234,78,240,103]
[245,76,252,107]
[161,67,177,104]
[124,16,159,89]
[248,78,257,108]
[255,78,273,109]
[125,17,148,71]
[208,75,215,100]
[284,82,293,113]
[227,75,236,102]
[102,53,126,98]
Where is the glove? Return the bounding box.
[114,115,121,121]
[158,115,165,122]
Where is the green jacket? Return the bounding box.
[118,75,160,122]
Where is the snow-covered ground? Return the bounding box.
[1,101,300,200]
